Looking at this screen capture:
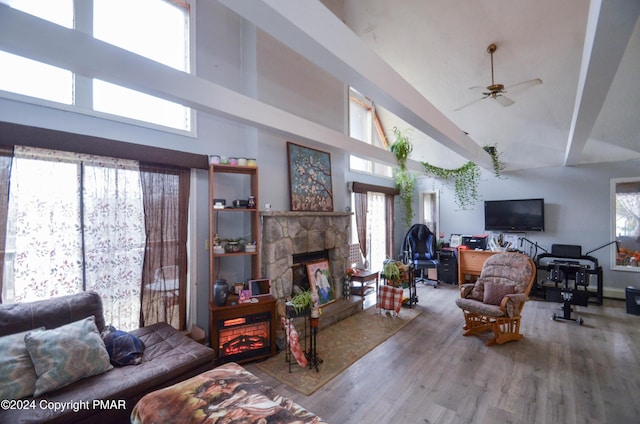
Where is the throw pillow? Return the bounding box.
[483,281,516,306]
[25,316,113,396]
[0,328,44,400]
[101,326,145,366]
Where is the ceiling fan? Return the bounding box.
[455,43,542,111]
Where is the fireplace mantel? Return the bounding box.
[260,211,351,300]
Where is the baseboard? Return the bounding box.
[603,287,626,300]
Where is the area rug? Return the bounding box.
[256,306,421,395]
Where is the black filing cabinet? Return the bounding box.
[438,249,458,284]
[626,286,640,316]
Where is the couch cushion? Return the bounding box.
[25,316,113,396]
[0,328,43,399]
[0,291,106,337]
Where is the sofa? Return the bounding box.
[0,291,215,424]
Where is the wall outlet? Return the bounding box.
[205,239,210,250]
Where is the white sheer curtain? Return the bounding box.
[82,161,145,331]
[3,148,83,302]
[367,192,386,272]
[3,146,145,330]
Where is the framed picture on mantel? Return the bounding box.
[287,142,334,212]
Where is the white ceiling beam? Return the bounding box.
[216,0,493,170]
[0,4,428,171]
[565,0,640,165]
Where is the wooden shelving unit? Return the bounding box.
[208,164,260,301]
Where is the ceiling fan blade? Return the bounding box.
[494,95,515,107]
[505,78,542,91]
[454,95,488,111]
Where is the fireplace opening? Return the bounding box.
[291,250,329,293]
[217,312,271,364]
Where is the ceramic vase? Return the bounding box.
[213,279,229,306]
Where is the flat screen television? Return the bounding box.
[484,198,545,232]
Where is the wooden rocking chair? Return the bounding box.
[455,252,536,345]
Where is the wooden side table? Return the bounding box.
[350,270,379,297]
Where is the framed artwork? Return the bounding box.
[287,142,334,211]
[306,259,335,307]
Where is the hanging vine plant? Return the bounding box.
[483,143,505,178]
[421,143,504,210]
[390,127,415,227]
[421,161,481,210]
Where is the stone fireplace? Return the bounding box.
[260,211,351,300]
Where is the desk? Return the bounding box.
[350,270,379,297]
[458,250,497,285]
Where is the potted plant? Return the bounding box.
[286,290,314,317]
[382,261,401,287]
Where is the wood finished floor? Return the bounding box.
[244,283,640,424]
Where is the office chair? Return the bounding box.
[402,224,439,288]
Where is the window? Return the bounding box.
[0,52,73,104]
[366,192,387,270]
[0,0,73,104]
[612,177,640,272]
[422,191,439,240]
[348,88,393,178]
[3,148,146,330]
[0,0,192,132]
[1,146,190,331]
[351,183,397,271]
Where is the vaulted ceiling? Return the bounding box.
[222,0,640,172]
[2,1,638,174]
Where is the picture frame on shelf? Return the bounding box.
[287,142,334,212]
[306,259,335,307]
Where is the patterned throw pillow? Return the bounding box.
[25,316,113,396]
[483,281,516,306]
[0,328,43,399]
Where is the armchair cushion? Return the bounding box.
[455,298,505,317]
[483,281,516,305]
[503,293,529,317]
[460,283,475,299]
